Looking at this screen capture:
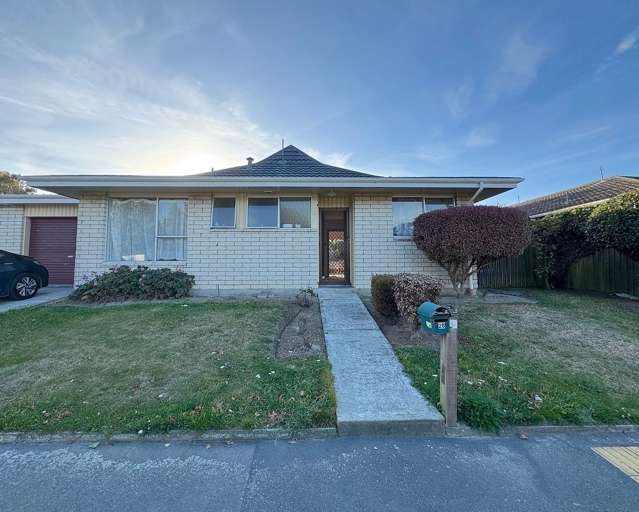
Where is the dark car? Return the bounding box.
[0,250,49,300]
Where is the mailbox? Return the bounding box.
[418,302,452,335]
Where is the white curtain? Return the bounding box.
[108,199,156,261]
[157,199,187,260]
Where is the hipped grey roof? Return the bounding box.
[194,145,376,178]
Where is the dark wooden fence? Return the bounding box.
[479,247,639,296]
[565,248,639,296]
[478,247,543,289]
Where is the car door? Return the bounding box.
[0,251,17,297]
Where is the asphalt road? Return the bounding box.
[1,431,638,511]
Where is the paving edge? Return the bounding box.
[0,427,337,444]
[445,424,639,438]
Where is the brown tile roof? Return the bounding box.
[514,176,639,217]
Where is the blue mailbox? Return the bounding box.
[418,302,452,335]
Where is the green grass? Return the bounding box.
[396,290,639,431]
[0,300,335,433]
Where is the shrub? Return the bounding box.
[531,207,597,288]
[371,274,398,317]
[413,206,531,297]
[587,190,639,258]
[392,273,443,326]
[71,266,195,303]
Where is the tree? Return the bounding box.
[0,171,33,194]
[413,206,532,297]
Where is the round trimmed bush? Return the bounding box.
[413,206,531,296]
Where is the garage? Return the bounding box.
[0,194,79,286]
[28,217,77,284]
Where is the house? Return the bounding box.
[22,146,521,291]
[0,193,79,284]
[513,175,639,218]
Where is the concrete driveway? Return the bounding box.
[0,285,71,314]
[1,431,638,511]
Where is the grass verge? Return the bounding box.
[0,300,335,433]
[395,290,639,431]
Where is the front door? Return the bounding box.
[320,209,350,285]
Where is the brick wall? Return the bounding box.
[350,194,477,290]
[73,192,319,290]
[0,205,25,254]
[72,191,478,291]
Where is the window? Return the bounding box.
[392,198,423,237]
[280,197,311,228]
[248,198,278,228]
[247,197,311,228]
[211,197,236,228]
[157,199,187,260]
[392,197,454,237]
[107,198,187,261]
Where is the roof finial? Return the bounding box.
[282,138,285,150]
[600,166,605,180]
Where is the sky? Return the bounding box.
[0,1,638,204]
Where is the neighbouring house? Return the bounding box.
[22,146,521,291]
[513,175,639,218]
[0,193,79,284]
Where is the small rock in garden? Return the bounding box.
[164,443,171,448]
[519,433,528,440]
[205,444,211,449]
[88,442,100,449]
[255,374,261,379]
[497,361,506,365]
[138,430,144,435]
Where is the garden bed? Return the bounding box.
[0,299,334,433]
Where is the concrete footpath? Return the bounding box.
[318,287,443,435]
[1,431,638,511]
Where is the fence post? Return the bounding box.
[439,320,458,427]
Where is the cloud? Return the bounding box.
[445,82,473,119]
[0,3,271,175]
[615,27,639,55]
[413,145,459,164]
[324,152,353,167]
[465,125,498,148]
[487,32,549,102]
[303,147,353,168]
[557,125,610,144]
[597,26,639,74]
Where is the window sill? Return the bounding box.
[393,236,414,241]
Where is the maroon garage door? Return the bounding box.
[29,217,77,284]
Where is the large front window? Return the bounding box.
[392,197,453,237]
[107,198,187,261]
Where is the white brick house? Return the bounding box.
[24,146,521,291]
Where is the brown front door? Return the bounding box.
[29,217,77,284]
[320,209,350,285]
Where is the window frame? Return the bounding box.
[106,197,188,262]
[210,196,237,229]
[246,196,312,229]
[392,196,455,240]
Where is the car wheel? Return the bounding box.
[10,273,40,300]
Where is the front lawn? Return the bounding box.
[0,300,335,433]
[395,291,639,431]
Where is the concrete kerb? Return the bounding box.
[0,428,338,445]
[2,424,637,445]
